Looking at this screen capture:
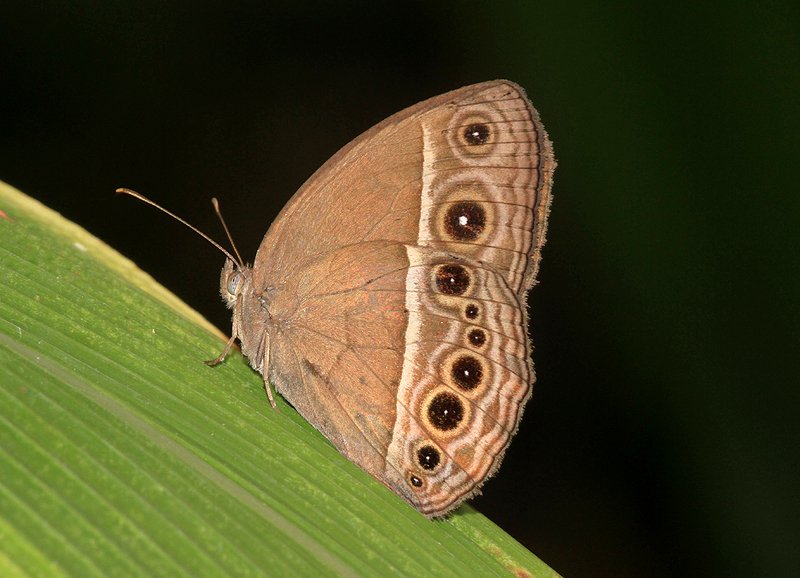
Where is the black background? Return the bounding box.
[2,2,799,576]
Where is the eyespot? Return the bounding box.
[467,328,486,347]
[417,444,441,471]
[450,113,497,154]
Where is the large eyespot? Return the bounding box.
[422,388,471,436]
[227,272,243,296]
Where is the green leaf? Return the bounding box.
[0,181,559,577]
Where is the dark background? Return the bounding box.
[2,2,798,576]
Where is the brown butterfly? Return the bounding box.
[121,80,554,517]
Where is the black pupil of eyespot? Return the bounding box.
[427,392,464,430]
[445,201,486,241]
[464,123,490,145]
[452,356,482,390]
[435,265,470,295]
[417,445,441,470]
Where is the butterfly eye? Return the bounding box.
[227,272,242,295]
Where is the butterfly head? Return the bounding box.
[219,256,273,377]
[220,258,249,309]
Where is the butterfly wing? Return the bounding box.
[256,80,554,515]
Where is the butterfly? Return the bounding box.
[121,80,554,517]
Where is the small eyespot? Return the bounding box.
[465,303,480,319]
[409,474,423,488]
[468,328,486,347]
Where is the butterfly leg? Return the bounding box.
[261,331,277,409]
[205,292,242,366]
[204,333,236,366]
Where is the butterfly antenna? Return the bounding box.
[211,197,244,267]
[116,188,242,268]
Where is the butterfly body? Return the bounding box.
[220,80,554,517]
